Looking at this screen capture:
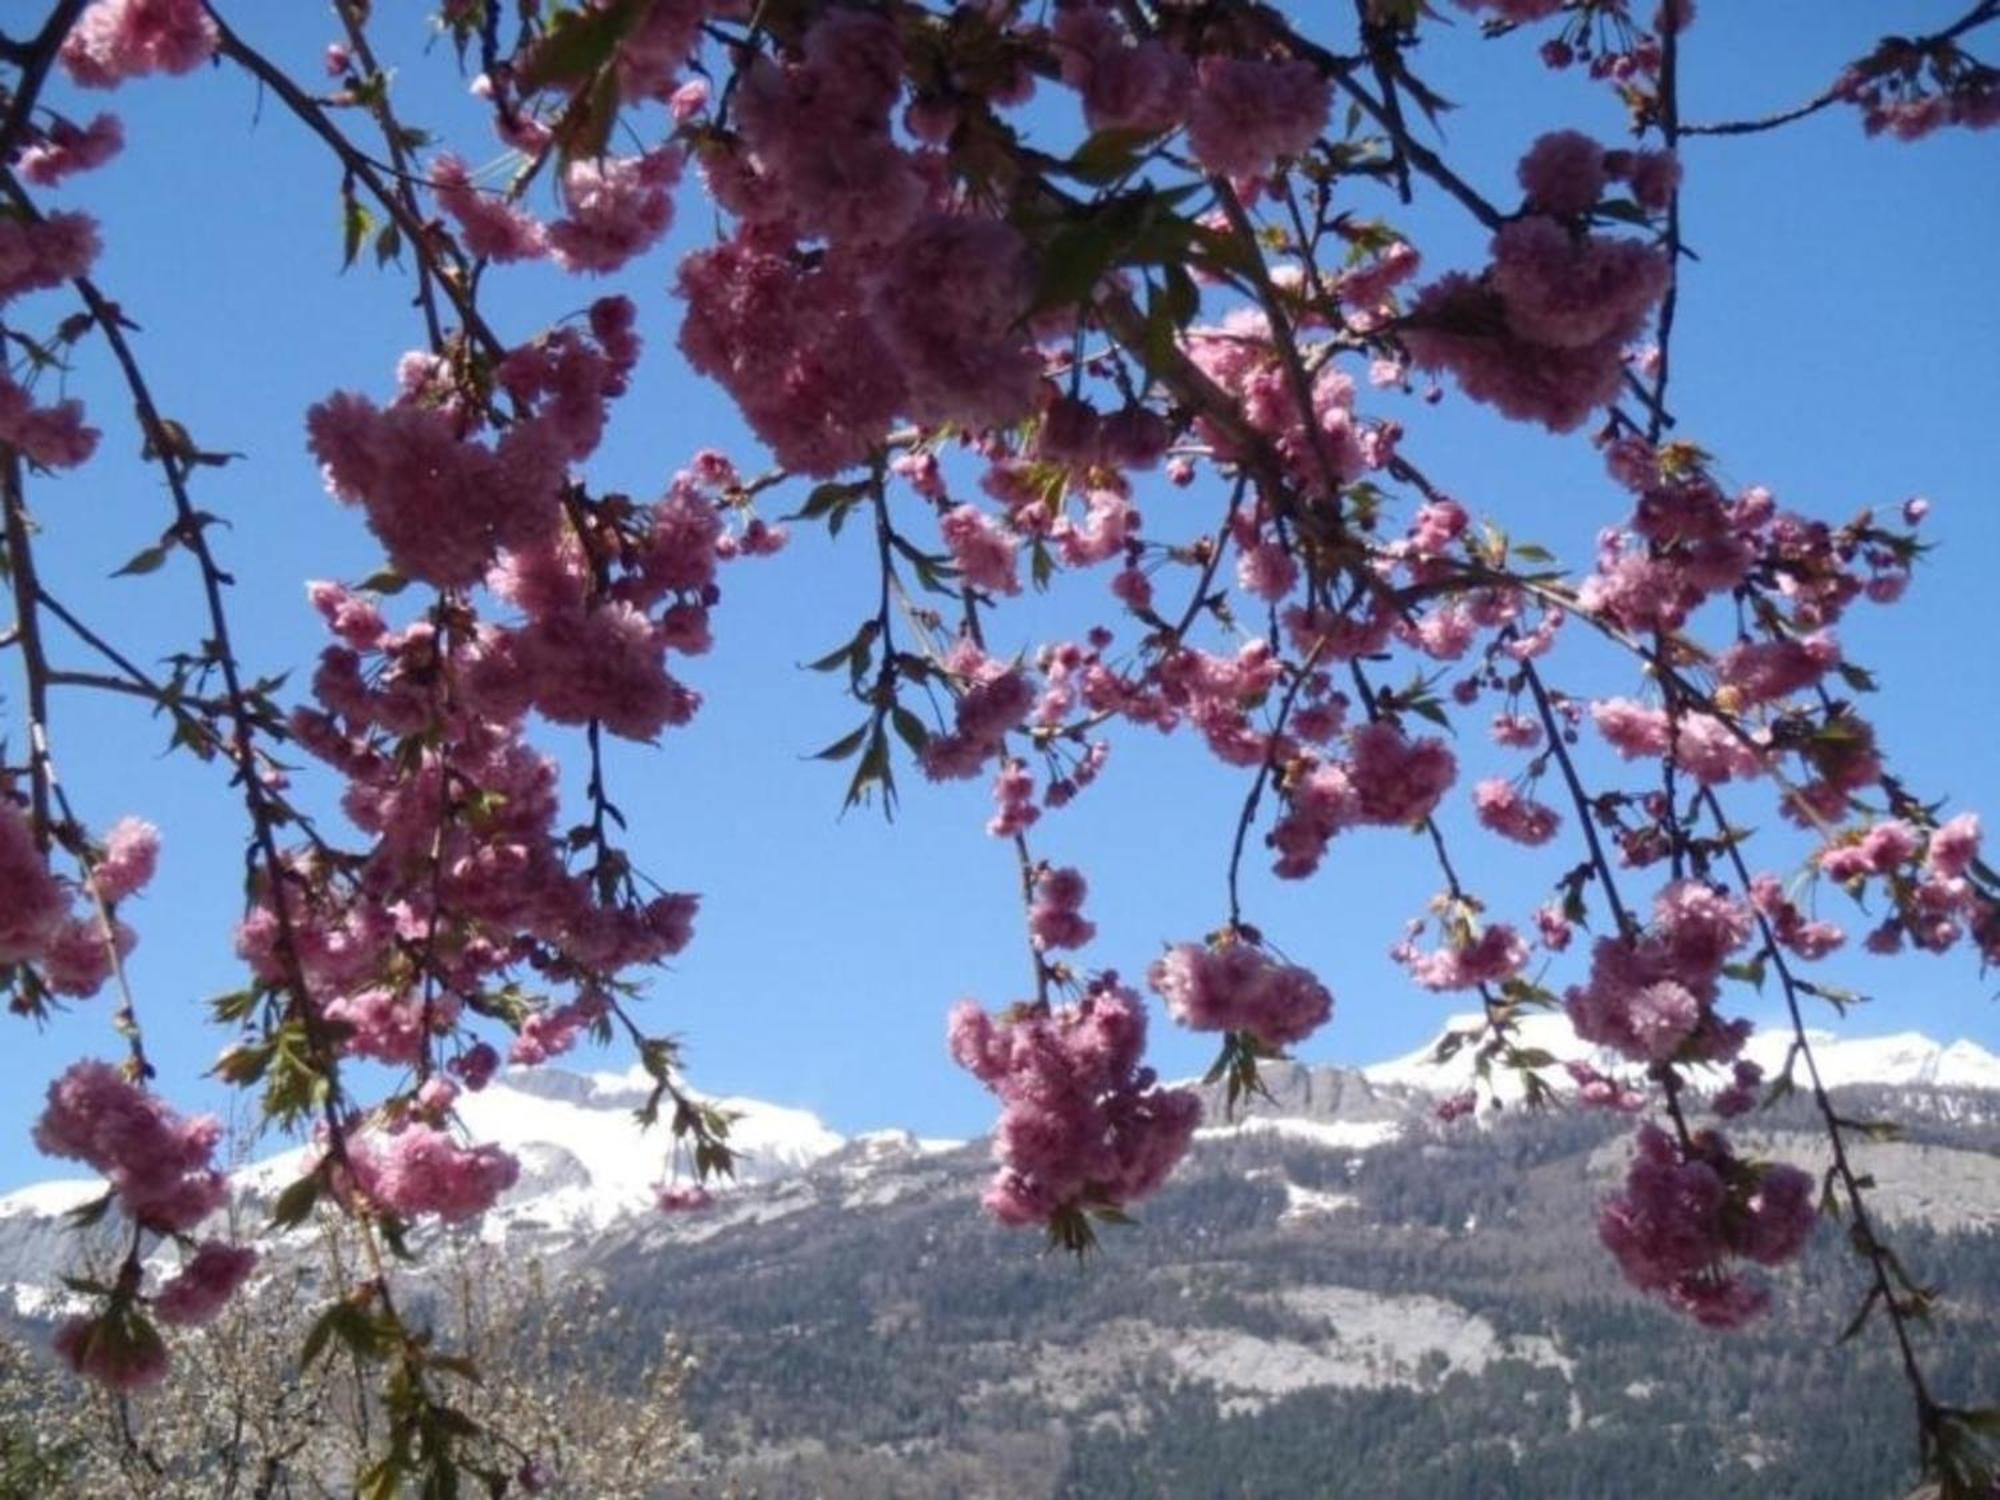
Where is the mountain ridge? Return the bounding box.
[4,1022,1996,1230]
[6,1027,2000,1497]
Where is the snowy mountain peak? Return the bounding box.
[449,1068,848,1235]
[1364,1013,2000,1099]
[0,1066,852,1241]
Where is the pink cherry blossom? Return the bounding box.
[153,1241,258,1326]
[60,0,216,88]
[950,981,1201,1229]
[1148,939,1334,1050]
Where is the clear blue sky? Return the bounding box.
[3,2,1996,1189]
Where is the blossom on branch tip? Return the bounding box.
[1148,938,1334,1051]
[950,983,1200,1233]
[60,0,216,88]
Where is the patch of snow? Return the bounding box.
[1368,1013,2000,1099]
[0,1179,103,1220]
[10,1280,88,1319]
[1279,1182,1357,1222]
[1197,1117,1402,1151]
[450,1073,846,1232]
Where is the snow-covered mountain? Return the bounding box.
[184,1063,866,1242]
[0,1065,894,1313]
[1366,1012,2000,1100]
[3,1023,1996,1313]
[10,1031,1999,1497]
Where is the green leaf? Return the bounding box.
[1032,218,1127,314]
[789,480,867,522]
[1721,957,1767,992]
[890,704,931,754]
[1029,187,1197,315]
[843,725,895,813]
[809,722,870,762]
[1138,281,1183,379]
[112,541,172,578]
[342,189,374,272]
[269,1170,323,1230]
[1593,198,1653,227]
[300,1303,342,1367]
[554,65,621,166]
[1060,127,1161,186]
[517,0,648,93]
[357,1459,401,1500]
[213,1039,276,1085]
[804,638,859,673]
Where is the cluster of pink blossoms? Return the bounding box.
[1599,1122,1816,1328]
[918,640,1036,782]
[1398,917,1530,993]
[33,1059,226,1232]
[1585,445,1917,657]
[1185,55,1331,180]
[1566,881,1754,1066]
[1591,698,1760,786]
[1575,451,1957,851]
[36,1061,259,1380]
[0,204,104,464]
[676,10,1047,475]
[0,208,99,310]
[655,1182,714,1214]
[0,801,155,1002]
[1029,867,1096,952]
[18,110,124,186]
[1472,777,1561,846]
[949,982,1201,1229]
[1268,721,1458,879]
[1186,311,1377,499]
[1817,813,1992,959]
[244,316,789,1167]
[0,371,99,471]
[1463,0,1696,89]
[1742,875,1843,962]
[340,1123,522,1225]
[152,1240,259,1327]
[939,503,1022,597]
[1053,6,1330,179]
[431,149,682,276]
[58,0,215,88]
[1403,134,1671,431]
[306,298,640,589]
[265,588,704,1080]
[1836,34,2000,140]
[1565,1060,1648,1114]
[1147,937,1334,1051]
[51,1306,168,1393]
